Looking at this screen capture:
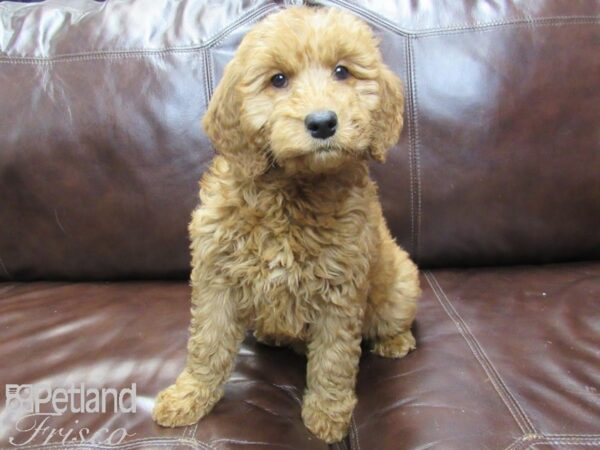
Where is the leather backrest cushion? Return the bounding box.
[0,0,598,280]
[0,0,282,280]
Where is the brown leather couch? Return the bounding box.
[1,1,599,449]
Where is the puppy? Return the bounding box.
[153,6,420,443]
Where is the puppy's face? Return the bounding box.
[203,7,404,177]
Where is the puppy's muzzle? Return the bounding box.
[305,110,337,139]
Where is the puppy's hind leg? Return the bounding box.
[363,236,420,358]
[152,282,245,427]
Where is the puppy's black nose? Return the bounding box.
[305,111,337,139]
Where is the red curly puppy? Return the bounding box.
[153,6,420,443]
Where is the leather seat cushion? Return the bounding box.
[1,262,598,449]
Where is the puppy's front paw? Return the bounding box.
[152,371,221,427]
[371,329,416,358]
[301,391,356,443]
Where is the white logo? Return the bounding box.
[5,383,136,415]
[3,383,137,447]
[5,385,35,414]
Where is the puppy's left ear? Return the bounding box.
[369,66,404,163]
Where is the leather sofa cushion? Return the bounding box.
[1,262,598,449]
[353,262,600,449]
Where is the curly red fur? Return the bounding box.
[153,7,420,443]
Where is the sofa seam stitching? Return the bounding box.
[504,436,526,450]
[505,434,545,450]
[547,434,600,439]
[409,35,422,260]
[308,0,600,37]
[415,18,600,37]
[206,48,215,101]
[404,37,416,258]
[201,48,211,111]
[0,51,195,64]
[424,271,536,435]
[351,414,361,450]
[182,421,192,440]
[203,4,281,52]
[427,271,537,433]
[518,435,600,450]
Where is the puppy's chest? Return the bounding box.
[222,190,370,327]
[238,200,365,288]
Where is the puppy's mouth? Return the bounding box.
[312,138,343,155]
[315,145,337,154]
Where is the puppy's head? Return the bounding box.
[203,7,404,177]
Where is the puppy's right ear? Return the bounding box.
[202,58,268,178]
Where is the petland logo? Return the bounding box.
[3,383,136,447]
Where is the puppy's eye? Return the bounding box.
[334,65,350,80]
[270,73,287,88]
